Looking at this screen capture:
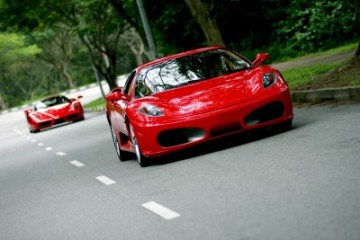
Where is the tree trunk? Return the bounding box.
[0,94,6,110]
[184,0,225,46]
[61,64,75,89]
[80,34,118,90]
[107,0,149,52]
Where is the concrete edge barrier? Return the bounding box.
[291,86,360,103]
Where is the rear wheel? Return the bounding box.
[129,124,149,167]
[110,125,132,161]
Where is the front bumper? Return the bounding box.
[133,89,293,158]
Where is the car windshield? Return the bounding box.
[35,96,71,110]
[135,49,251,98]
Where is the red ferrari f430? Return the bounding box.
[106,46,294,167]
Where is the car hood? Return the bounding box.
[34,103,71,119]
[152,70,264,115]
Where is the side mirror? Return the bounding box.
[24,108,33,115]
[106,91,123,102]
[77,95,83,99]
[252,53,270,68]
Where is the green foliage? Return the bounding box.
[0,33,45,107]
[0,0,359,109]
[0,34,41,61]
[145,0,206,54]
[272,0,356,56]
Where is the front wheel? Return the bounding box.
[29,127,39,133]
[129,124,149,167]
[110,125,132,161]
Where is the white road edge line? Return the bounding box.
[142,201,180,220]
[95,175,116,185]
[70,160,85,167]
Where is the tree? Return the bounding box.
[184,0,225,46]
[355,0,360,59]
[32,26,76,89]
[0,0,147,91]
[0,33,42,108]
[73,0,131,90]
[272,0,356,58]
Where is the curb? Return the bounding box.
[291,86,360,104]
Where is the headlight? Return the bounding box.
[262,72,278,88]
[73,102,81,109]
[138,104,164,116]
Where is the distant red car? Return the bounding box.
[106,46,294,167]
[25,95,84,133]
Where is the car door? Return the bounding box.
[109,72,136,139]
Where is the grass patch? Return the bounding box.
[282,62,342,90]
[272,42,358,63]
[283,57,360,91]
[84,97,106,110]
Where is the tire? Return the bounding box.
[276,119,293,133]
[73,116,85,122]
[129,124,149,167]
[110,125,132,161]
[29,126,39,133]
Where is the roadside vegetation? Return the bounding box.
[0,0,359,110]
[283,43,360,90]
[84,97,106,111]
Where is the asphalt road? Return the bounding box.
[1,101,360,240]
[271,50,356,71]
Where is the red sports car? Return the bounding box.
[106,46,294,167]
[25,95,84,133]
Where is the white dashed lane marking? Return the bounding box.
[15,129,183,220]
[96,175,116,185]
[142,201,180,220]
[70,160,85,167]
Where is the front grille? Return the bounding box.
[65,114,80,121]
[39,121,52,128]
[210,122,242,138]
[157,128,205,147]
[244,101,284,126]
[54,119,65,125]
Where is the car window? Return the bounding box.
[36,96,70,109]
[134,49,251,98]
[123,71,136,95]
